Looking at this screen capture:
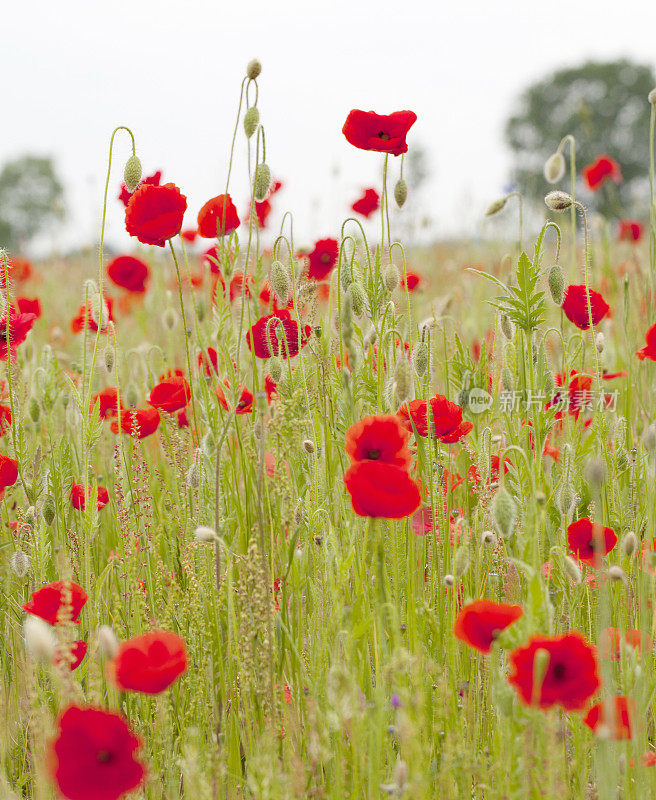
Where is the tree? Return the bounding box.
[505,59,656,214]
[0,156,65,252]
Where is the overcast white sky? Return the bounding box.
[2,0,656,254]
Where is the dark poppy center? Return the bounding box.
[319,252,331,264]
[552,662,566,681]
[377,130,391,141]
[97,750,113,764]
[367,448,380,460]
[588,540,596,552]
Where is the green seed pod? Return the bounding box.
[270,260,291,305]
[246,58,262,79]
[500,314,514,340]
[412,342,429,378]
[548,265,565,305]
[268,357,282,383]
[491,487,516,538]
[42,495,56,526]
[347,281,366,317]
[243,106,260,138]
[123,155,142,192]
[27,396,40,423]
[394,178,407,208]
[394,359,412,405]
[254,163,271,201]
[383,263,400,293]
[104,344,114,373]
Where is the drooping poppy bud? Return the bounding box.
[491,487,516,538]
[244,107,260,138]
[123,155,142,192]
[394,178,407,207]
[254,163,271,201]
[543,152,566,184]
[247,58,262,79]
[548,265,564,305]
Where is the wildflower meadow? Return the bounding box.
[5,57,656,800]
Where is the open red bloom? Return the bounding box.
[508,631,601,711]
[561,284,610,330]
[23,581,88,625]
[198,347,219,375]
[454,600,523,654]
[583,697,633,740]
[216,374,276,415]
[70,482,110,511]
[582,155,622,191]
[0,307,37,360]
[401,271,423,291]
[71,296,115,334]
[397,395,473,443]
[617,219,643,243]
[16,296,42,318]
[250,198,272,228]
[110,629,187,695]
[125,182,187,247]
[0,454,19,499]
[229,272,254,302]
[181,228,198,243]
[351,188,380,218]
[343,461,421,519]
[110,407,161,439]
[467,455,511,486]
[307,238,339,281]
[636,323,656,361]
[118,169,162,206]
[48,705,145,800]
[247,309,312,359]
[90,387,121,419]
[107,255,149,293]
[567,517,617,567]
[1,256,33,285]
[148,375,191,413]
[345,414,412,469]
[342,109,417,156]
[55,641,88,671]
[197,194,240,238]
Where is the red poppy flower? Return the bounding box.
[107,255,149,294]
[0,256,33,286]
[71,296,115,335]
[251,198,272,228]
[229,272,254,302]
[110,629,187,694]
[55,641,88,671]
[343,461,421,519]
[582,155,622,191]
[583,697,633,740]
[197,194,240,238]
[599,628,651,661]
[23,581,88,625]
[90,387,121,419]
[200,245,224,277]
[561,284,610,330]
[181,228,198,243]
[0,454,19,499]
[397,395,473,443]
[216,373,277,414]
[0,307,37,360]
[454,600,524,654]
[70,483,110,511]
[567,517,617,567]
[342,109,417,156]
[0,403,11,436]
[636,323,656,361]
[125,182,187,247]
[345,414,412,469]
[118,169,162,206]
[401,271,423,291]
[617,219,643,243]
[16,296,42,318]
[351,188,380,218]
[198,347,219,376]
[467,455,511,486]
[110,407,161,439]
[507,631,601,711]
[147,375,191,413]
[246,309,312,359]
[307,238,339,281]
[48,705,145,800]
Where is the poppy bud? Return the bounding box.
[621,531,637,558]
[532,648,550,692]
[124,382,139,408]
[454,545,470,577]
[254,163,271,202]
[25,505,36,527]
[28,396,40,423]
[196,297,207,323]
[24,615,57,663]
[394,179,407,208]
[394,359,412,405]
[104,344,114,373]
[557,483,577,516]
[364,327,378,348]
[544,191,573,211]
[649,88,656,104]
[481,530,497,546]
[123,155,142,192]
[543,371,554,396]
[246,58,262,79]
[347,281,366,317]
[383,263,400,293]
[270,260,291,306]
[563,556,582,585]
[543,152,566,184]
[10,550,30,578]
[201,430,216,456]
[294,499,304,524]
[243,106,260,138]
[501,367,514,394]
[163,306,178,331]
[42,495,56,526]
[485,197,507,217]
[186,459,201,490]
[443,574,455,587]
[491,487,516,538]
[607,565,626,583]
[97,625,119,659]
[268,357,282,383]
[194,525,218,543]
[584,457,607,488]
[548,265,564,306]
[535,491,546,505]
[302,439,315,454]
[412,342,429,378]
[500,314,514,340]
[595,332,605,353]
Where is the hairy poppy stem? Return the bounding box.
[573,202,602,394]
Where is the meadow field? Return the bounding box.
[4,60,656,800]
